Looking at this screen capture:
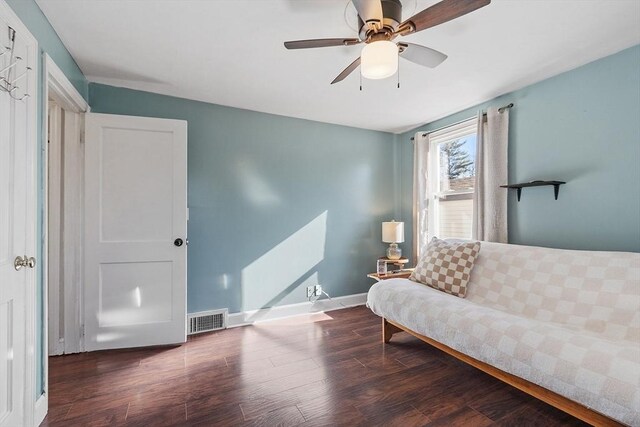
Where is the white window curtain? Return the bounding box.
[412,132,430,261]
[472,107,509,242]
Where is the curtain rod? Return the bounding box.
[409,103,514,141]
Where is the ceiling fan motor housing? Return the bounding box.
[358,0,403,41]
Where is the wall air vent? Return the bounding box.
[187,309,228,335]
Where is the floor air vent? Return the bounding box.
[188,309,228,335]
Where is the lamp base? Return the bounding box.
[386,243,402,260]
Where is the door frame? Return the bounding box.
[0,2,38,426]
[46,99,63,357]
[40,53,88,423]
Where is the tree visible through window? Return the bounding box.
[441,139,474,180]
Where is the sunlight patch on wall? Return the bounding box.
[241,211,327,311]
[217,273,231,290]
[237,159,281,207]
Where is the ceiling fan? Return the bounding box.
[284,0,491,84]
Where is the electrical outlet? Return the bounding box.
[307,285,323,299]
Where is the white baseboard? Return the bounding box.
[34,393,47,427]
[227,293,368,328]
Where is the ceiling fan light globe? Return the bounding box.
[361,40,398,80]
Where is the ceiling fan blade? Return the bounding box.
[284,38,360,49]
[352,0,384,30]
[331,57,361,84]
[399,43,447,68]
[398,0,491,35]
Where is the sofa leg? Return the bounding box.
[382,318,402,343]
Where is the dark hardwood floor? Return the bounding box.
[43,306,587,426]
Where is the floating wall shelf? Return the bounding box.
[500,180,566,202]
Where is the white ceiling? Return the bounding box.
[36,0,640,134]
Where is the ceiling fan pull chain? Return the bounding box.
[397,53,400,89]
[360,71,363,92]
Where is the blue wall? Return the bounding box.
[6,0,89,398]
[89,83,396,313]
[397,45,640,256]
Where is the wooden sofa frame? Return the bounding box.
[382,318,624,427]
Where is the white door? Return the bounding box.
[84,113,187,351]
[0,75,26,427]
[0,28,36,427]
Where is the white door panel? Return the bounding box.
[99,127,174,242]
[84,113,187,351]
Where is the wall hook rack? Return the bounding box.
[0,26,30,101]
[500,180,566,202]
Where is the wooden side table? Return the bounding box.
[367,269,414,281]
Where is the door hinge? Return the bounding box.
[80,325,85,338]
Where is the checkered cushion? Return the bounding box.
[409,237,481,297]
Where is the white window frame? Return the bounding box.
[426,118,478,242]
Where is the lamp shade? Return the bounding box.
[361,40,398,80]
[382,221,404,243]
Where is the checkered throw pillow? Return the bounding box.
[409,237,481,298]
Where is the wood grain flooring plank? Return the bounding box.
[187,401,245,425]
[246,405,306,427]
[298,402,367,427]
[63,392,132,420]
[356,401,431,427]
[468,384,542,421]
[409,395,468,422]
[240,396,302,422]
[55,403,129,427]
[296,391,357,422]
[224,354,274,370]
[425,405,494,427]
[125,403,187,427]
[126,386,190,419]
[491,397,590,427]
[249,365,331,397]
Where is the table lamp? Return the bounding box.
[382,220,404,260]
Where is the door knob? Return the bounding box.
[174,238,184,247]
[14,255,36,271]
[14,255,26,271]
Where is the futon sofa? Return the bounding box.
[367,241,640,426]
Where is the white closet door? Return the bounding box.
[84,113,187,351]
[0,13,36,427]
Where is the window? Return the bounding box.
[417,118,478,252]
